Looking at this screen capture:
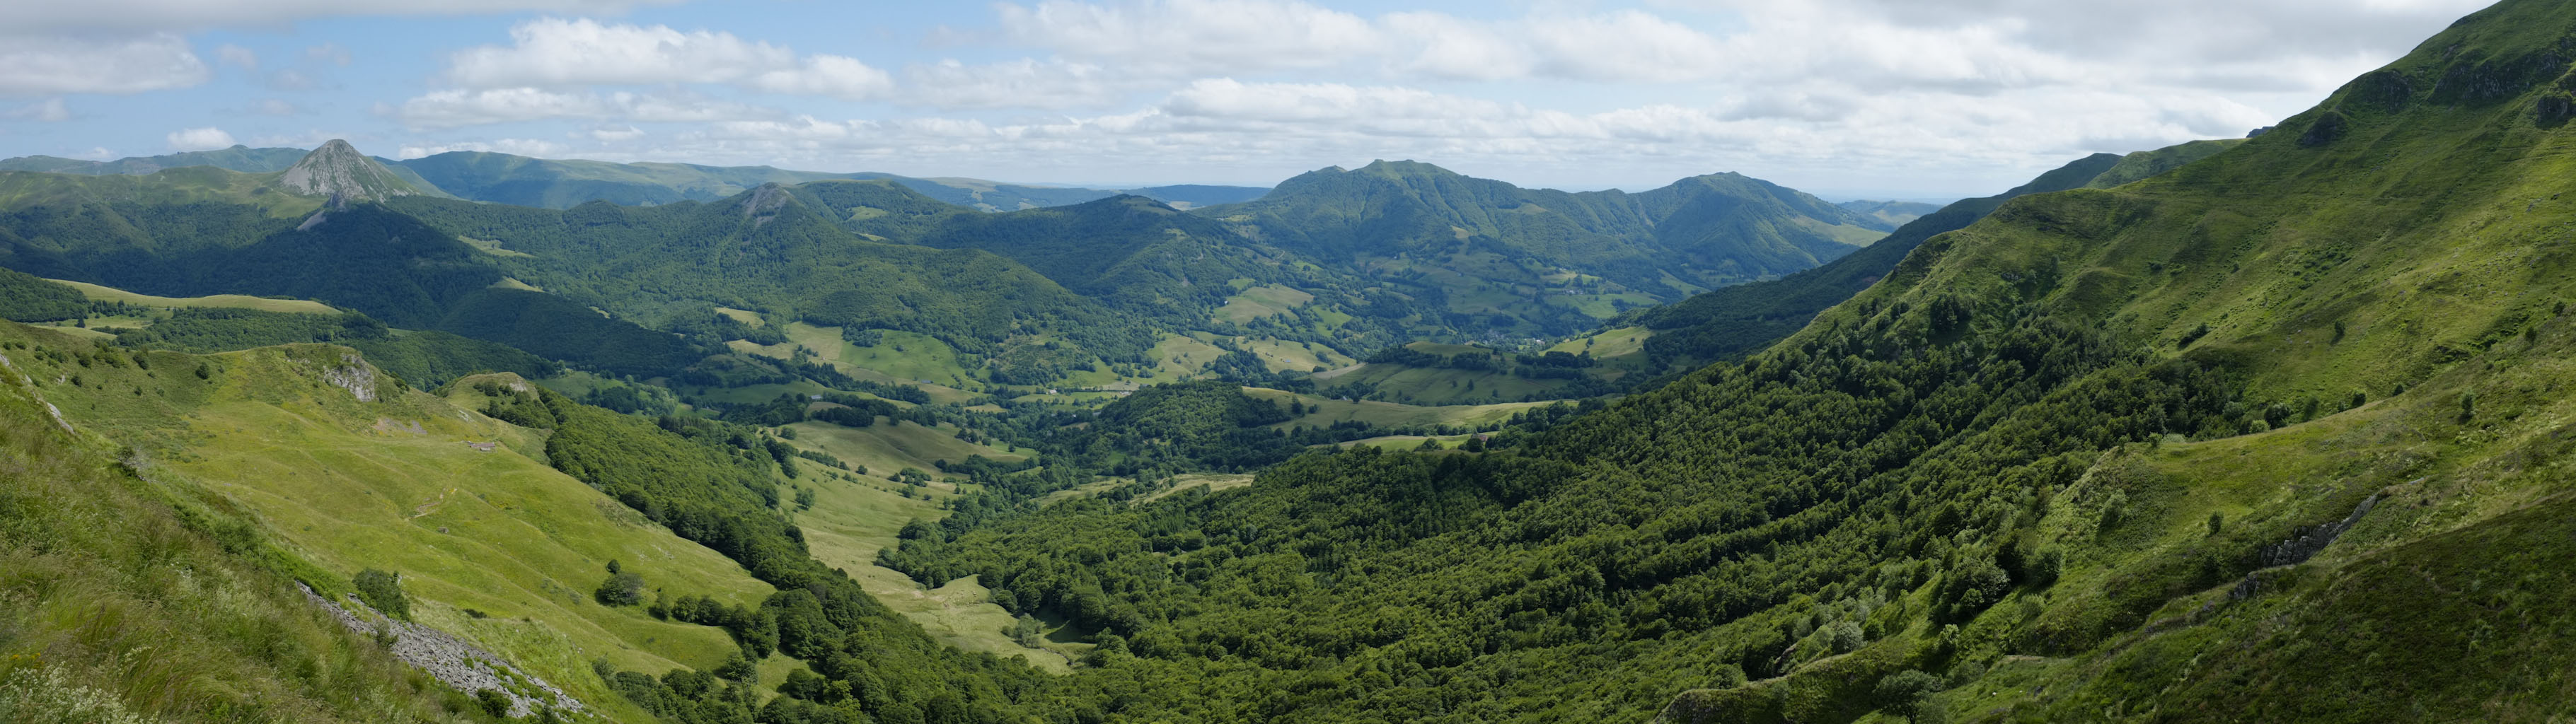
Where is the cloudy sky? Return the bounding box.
[0,0,2497,199]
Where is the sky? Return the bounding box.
[0,0,2501,200]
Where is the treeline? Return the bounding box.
[0,267,88,322]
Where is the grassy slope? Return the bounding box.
[771,421,1073,670]
[1311,341,1593,404]
[0,326,465,723]
[1242,386,1553,429]
[1667,1,2576,718]
[50,278,340,314]
[1,322,784,721]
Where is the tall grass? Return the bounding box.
[0,363,468,723]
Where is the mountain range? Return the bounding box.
[0,145,1271,211]
[8,1,2571,721]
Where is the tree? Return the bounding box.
[353,568,410,620]
[596,569,646,606]
[1876,670,1943,722]
[714,652,758,683]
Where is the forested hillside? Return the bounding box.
[876,1,2576,720]
[4,1,2570,721]
[1199,160,1890,338]
[1616,136,2248,378]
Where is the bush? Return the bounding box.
[475,689,511,718]
[352,568,410,620]
[595,571,645,606]
[1875,670,1942,720]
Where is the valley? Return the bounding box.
[4,1,2575,723]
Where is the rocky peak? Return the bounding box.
[278,139,416,204]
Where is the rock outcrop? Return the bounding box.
[299,583,583,718]
[278,139,417,203]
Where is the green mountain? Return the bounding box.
[1128,184,1271,208]
[1199,160,1889,337]
[11,3,2574,721]
[386,183,1163,367]
[1835,199,1943,226]
[889,194,1293,314]
[0,144,310,175]
[1619,136,2242,377]
[872,1,2576,722]
[280,139,421,202]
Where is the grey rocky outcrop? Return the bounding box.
[298,583,583,718]
[278,139,417,202]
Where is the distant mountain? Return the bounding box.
[1620,137,2244,373]
[0,146,1153,212]
[0,144,308,175]
[1835,199,1942,226]
[279,139,418,202]
[388,182,1164,365]
[1127,185,1271,209]
[1196,160,1888,337]
[795,180,1414,353]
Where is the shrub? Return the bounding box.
[595,571,646,607]
[1875,670,1943,721]
[352,568,410,620]
[475,689,510,718]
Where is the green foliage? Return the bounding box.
[473,689,510,718]
[1873,670,1942,720]
[1206,161,1887,339]
[113,308,557,386]
[0,357,455,721]
[0,267,87,322]
[1623,151,2132,370]
[352,568,410,620]
[596,570,646,607]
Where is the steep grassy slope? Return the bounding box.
[0,326,499,723]
[1658,0,2576,718]
[1617,152,2130,370]
[1,322,787,720]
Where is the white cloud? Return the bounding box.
[3,98,71,122]
[0,0,681,32]
[394,137,571,160]
[588,124,645,141]
[746,54,893,100]
[447,18,792,87]
[900,59,1131,110]
[390,87,772,129]
[166,127,236,151]
[250,98,300,115]
[0,34,209,96]
[215,44,257,71]
[996,0,1382,75]
[441,18,891,100]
